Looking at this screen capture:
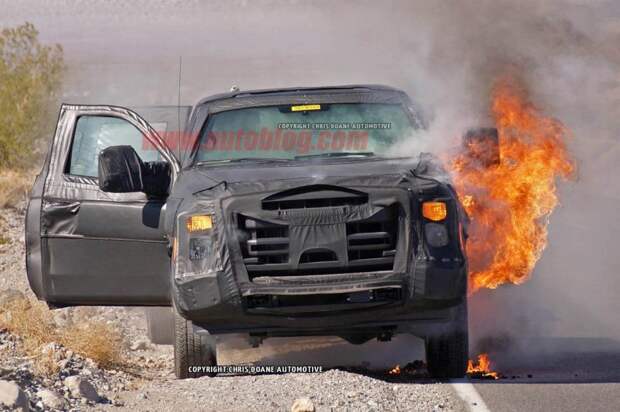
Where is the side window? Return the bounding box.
[68,115,161,177]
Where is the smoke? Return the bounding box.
[415,1,620,344]
[2,0,618,364]
[406,1,620,354]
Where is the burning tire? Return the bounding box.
[425,300,468,379]
[173,310,217,379]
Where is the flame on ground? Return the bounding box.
[467,353,500,380]
[450,76,575,293]
[388,364,401,375]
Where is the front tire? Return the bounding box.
[173,310,217,379]
[425,300,468,379]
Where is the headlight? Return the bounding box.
[424,222,449,247]
[175,212,221,280]
[189,237,213,261]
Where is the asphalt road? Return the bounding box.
[465,337,620,412]
[219,335,620,412]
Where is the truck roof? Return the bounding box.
[195,84,404,107]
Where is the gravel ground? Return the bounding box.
[0,204,466,411]
[104,370,462,412]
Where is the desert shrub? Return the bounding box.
[0,296,124,375]
[0,22,64,170]
[62,321,124,368]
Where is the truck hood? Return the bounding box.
[171,154,449,203]
[182,158,419,190]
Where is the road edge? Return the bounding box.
[450,379,491,412]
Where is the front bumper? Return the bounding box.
[172,178,467,336]
[173,258,466,335]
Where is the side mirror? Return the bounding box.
[98,146,170,197]
[462,127,500,167]
[98,145,144,193]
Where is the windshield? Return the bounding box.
[193,103,417,163]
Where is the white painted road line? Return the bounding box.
[450,379,491,412]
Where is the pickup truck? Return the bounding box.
[26,85,497,379]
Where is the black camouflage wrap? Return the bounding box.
[27,86,467,339]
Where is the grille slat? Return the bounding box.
[348,232,390,241]
[261,185,369,211]
[348,244,390,251]
[263,196,367,211]
[247,248,289,256]
[247,237,288,246]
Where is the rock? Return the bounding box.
[130,339,149,351]
[52,310,69,327]
[0,380,29,411]
[136,392,148,400]
[291,397,315,412]
[38,389,65,410]
[0,289,27,307]
[64,376,99,402]
[57,359,70,370]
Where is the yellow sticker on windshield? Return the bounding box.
[291,104,321,112]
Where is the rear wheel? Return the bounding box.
[425,301,468,379]
[173,310,217,379]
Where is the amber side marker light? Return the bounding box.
[422,202,447,221]
[186,215,213,232]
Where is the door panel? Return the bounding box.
[31,104,180,306]
[45,237,169,304]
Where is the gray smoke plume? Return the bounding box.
[2,0,618,367]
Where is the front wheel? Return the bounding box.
[173,310,217,379]
[425,300,469,379]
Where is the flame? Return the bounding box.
[450,76,575,293]
[467,353,499,379]
[388,364,401,375]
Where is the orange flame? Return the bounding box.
[450,76,575,293]
[467,353,499,379]
[388,364,401,375]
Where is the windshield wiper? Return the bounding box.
[195,157,290,165]
[294,152,375,160]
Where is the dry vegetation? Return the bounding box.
[0,295,124,375]
[0,22,64,170]
[0,22,63,208]
[0,168,36,208]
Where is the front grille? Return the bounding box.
[238,205,399,280]
[238,216,289,266]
